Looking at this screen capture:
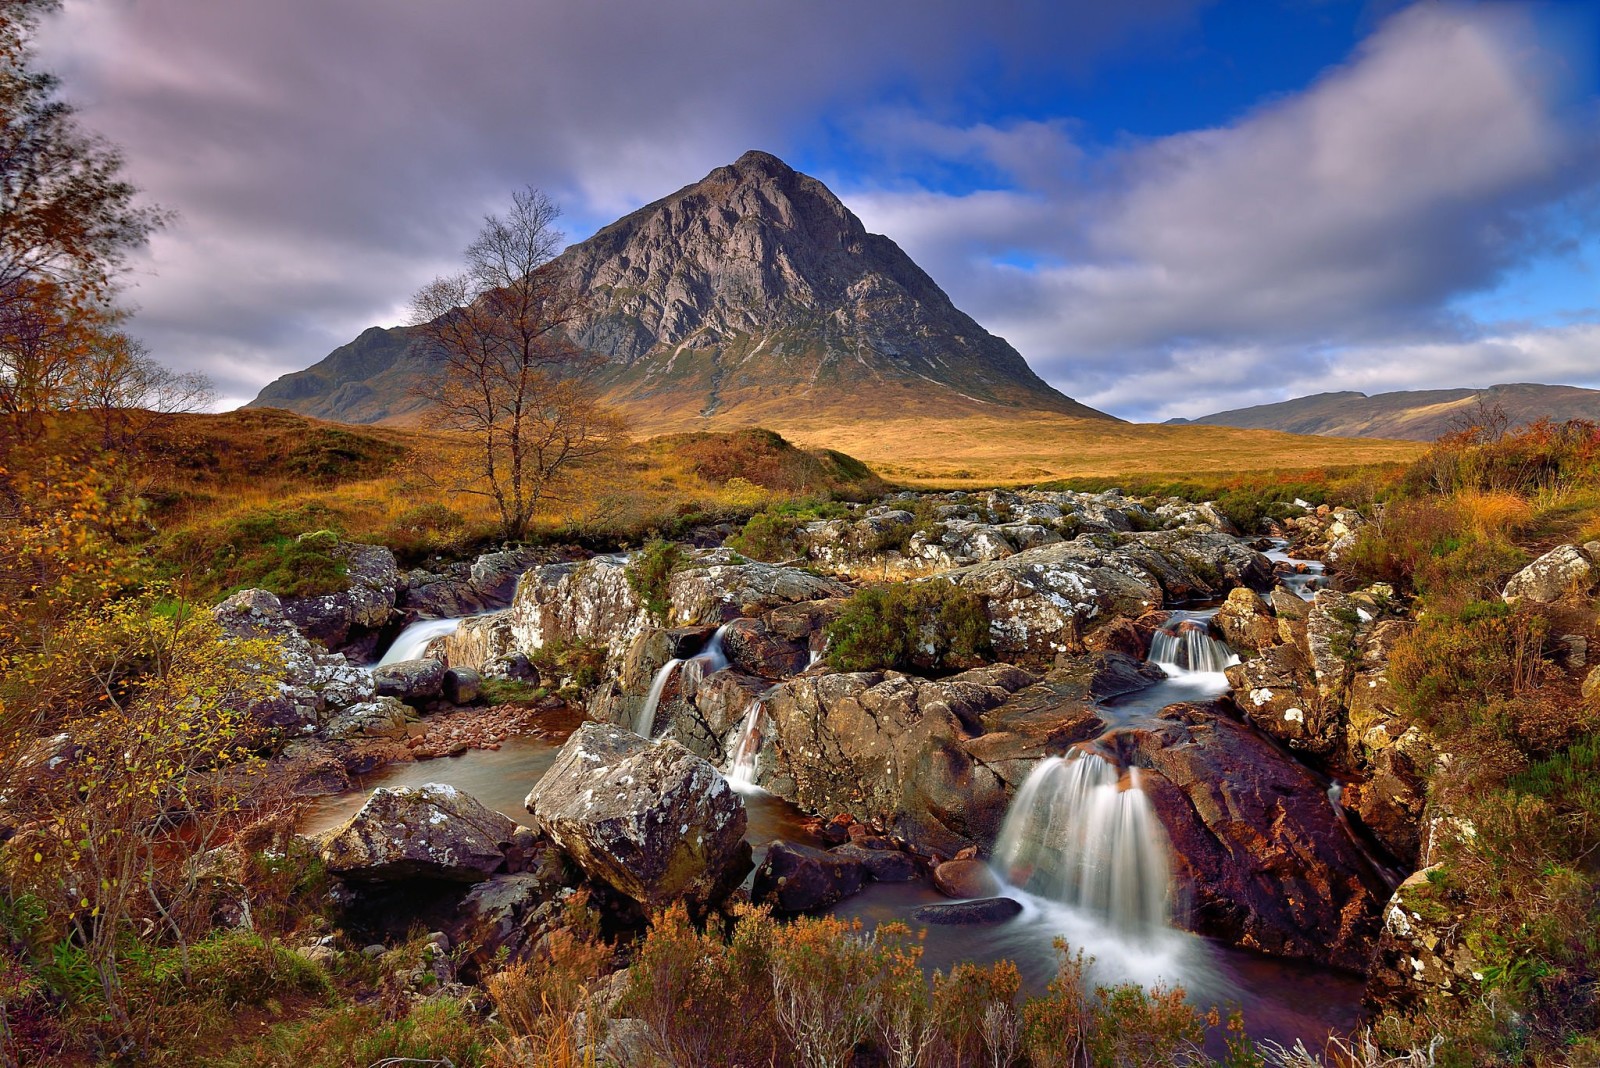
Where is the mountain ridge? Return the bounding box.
[250,150,1107,430]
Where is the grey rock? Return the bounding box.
[322,696,410,741]
[752,840,866,912]
[1503,544,1595,604]
[912,897,1022,925]
[442,667,483,704]
[373,657,446,704]
[320,783,516,882]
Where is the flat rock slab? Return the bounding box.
[913,897,1023,925]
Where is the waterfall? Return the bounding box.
[725,698,766,788]
[376,618,462,667]
[633,624,732,739]
[1148,613,1237,675]
[992,753,1173,941]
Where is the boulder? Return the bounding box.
[441,840,578,980]
[526,723,750,912]
[402,548,546,618]
[752,840,867,912]
[1502,544,1595,604]
[1119,705,1387,971]
[442,667,483,705]
[932,858,1001,899]
[373,658,446,704]
[320,784,516,882]
[1305,590,1363,703]
[429,612,519,677]
[278,540,401,651]
[1225,644,1333,757]
[721,617,810,679]
[912,898,1023,925]
[1365,867,1479,1012]
[1214,587,1278,655]
[1088,652,1167,701]
[832,843,918,882]
[322,697,410,741]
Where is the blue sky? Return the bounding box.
[40,0,1600,420]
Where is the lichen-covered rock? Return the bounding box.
[1306,590,1364,704]
[751,840,865,913]
[1225,643,1332,756]
[402,548,547,618]
[323,696,411,741]
[320,784,516,882]
[373,657,446,704]
[213,588,375,733]
[278,540,401,651]
[441,838,579,980]
[720,617,810,679]
[525,723,751,912]
[1214,587,1278,655]
[427,612,518,677]
[1365,867,1480,1012]
[1502,544,1595,604]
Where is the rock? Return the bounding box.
[429,612,520,677]
[932,858,1001,898]
[295,944,337,967]
[526,723,751,912]
[1502,544,1595,604]
[1306,590,1362,704]
[442,852,578,980]
[720,617,810,679]
[1087,652,1167,701]
[1585,665,1600,708]
[268,742,352,798]
[912,897,1022,925]
[442,667,483,704]
[402,548,546,618]
[1225,644,1334,757]
[320,783,516,882]
[278,541,401,651]
[1123,705,1387,971]
[751,840,866,912]
[1365,867,1479,1012]
[765,598,848,644]
[832,843,918,881]
[373,657,446,704]
[1214,587,1278,655]
[1082,618,1147,659]
[214,588,376,732]
[322,696,411,741]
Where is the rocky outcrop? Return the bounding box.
[320,784,517,882]
[213,588,375,733]
[323,697,411,742]
[1365,867,1479,1011]
[1114,706,1388,971]
[525,723,750,913]
[427,612,524,679]
[1214,587,1278,655]
[277,540,401,652]
[1502,543,1597,604]
[441,836,580,980]
[401,548,549,618]
[751,841,866,913]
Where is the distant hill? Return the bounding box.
[250,150,1108,431]
[1167,383,1600,441]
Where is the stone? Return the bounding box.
[931,858,1001,899]
[1502,544,1596,604]
[832,843,918,882]
[214,588,376,732]
[1214,587,1278,655]
[912,897,1022,925]
[373,657,446,704]
[295,944,337,967]
[720,617,810,679]
[1365,867,1479,1012]
[277,541,401,651]
[320,783,516,882]
[442,854,578,981]
[1225,643,1334,757]
[442,667,483,704]
[526,723,751,912]
[751,840,866,912]
[322,696,410,741]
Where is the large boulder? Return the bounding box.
[278,540,401,651]
[751,841,866,913]
[322,696,411,741]
[1502,544,1595,604]
[402,548,547,618]
[526,723,751,913]
[1225,643,1332,757]
[373,657,446,704]
[320,784,517,882]
[1214,587,1278,655]
[1117,705,1388,971]
[213,588,376,733]
[427,612,521,678]
[1365,867,1480,1012]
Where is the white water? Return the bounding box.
[725,698,767,791]
[633,624,732,739]
[376,618,462,667]
[992,752,1175,944]
[1148,611,1239,675]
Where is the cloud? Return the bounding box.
[846,3,1600,419]
[38,0,1205,403]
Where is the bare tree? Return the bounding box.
[410,187,623,540]
[74,330,214,448]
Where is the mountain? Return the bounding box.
[250,150,1107,429]
[1167,383,1600,441]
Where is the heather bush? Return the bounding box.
[826,578,991,673]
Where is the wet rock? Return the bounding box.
[932,858,1001,899]
[1082,618,1147,659]
[526,723,750,912]
[912,897,1022,925]
[323,696,411,741]
[1503,544,1595,604]
[721,617,809,679]
[373,657,446,704]
[278,540,401,651]
[751,840,866,912]
[1121,705,1386,971]
[442,667,483,705]
[320,783,516,883]
[1365,867,1479,1012]
[832,843,918,881]
[402,548,546,618]
[1225,644,1333,757]
[430,612,518,677]
[1087,652,1167,701]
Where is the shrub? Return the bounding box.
[627,539,685,621]
[218,998,493,1068]
[729,510,804,562]
[528,638,608,692]
[826,578,991,673]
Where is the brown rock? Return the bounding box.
[932,858,1001,899]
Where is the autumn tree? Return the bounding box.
[410,187,624,540]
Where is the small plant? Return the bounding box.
[729,511,804,562]
[627,539,686,621]
[826,578,991,673]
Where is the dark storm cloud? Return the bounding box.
[40,0,1206,405]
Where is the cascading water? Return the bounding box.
[725,698,766,788]
[376,618,462,667]
[633,624,732,738]
[1265,539,1329,601]
[992,752,1174,942]
[1148,612,1238,675]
